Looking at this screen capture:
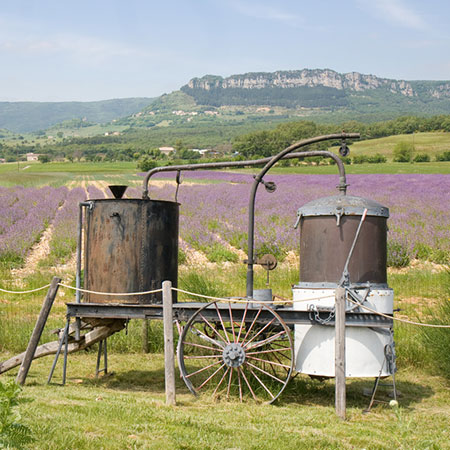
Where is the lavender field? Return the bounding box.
[0,172,449,268]
[149,171,450,266]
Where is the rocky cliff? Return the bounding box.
[186,69,449,99]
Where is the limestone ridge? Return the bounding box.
[185,69,449,99]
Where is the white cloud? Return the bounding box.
[0,16,152,63]
[357,0,427,30]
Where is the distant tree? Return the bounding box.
[138,156,158,172]
[393,142,414,162]
[39,154,51,163]
[57,131,64,139]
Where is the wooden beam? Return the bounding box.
[16,277,61,385]
[335,287,346,420]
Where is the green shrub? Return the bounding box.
[415,243,449,265]
[366,153,387,163]
[352,155,367,164]
[0,380,34,448]
[205,243,238,263]
[393,142,414,162]
[178,248,187,265]
[435,151,450,161]
[387,240,410,267]
[413,153,430,163]
[179,271,227,300]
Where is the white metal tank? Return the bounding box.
[293,194,396,378]
[293,287,395,377]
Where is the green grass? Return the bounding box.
[0,265,449,448]
[0,353,448,449]
[350,132,450,159]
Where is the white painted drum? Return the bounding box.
[293,287,395,377]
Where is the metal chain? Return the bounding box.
[308,304,336,325]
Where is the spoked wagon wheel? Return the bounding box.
[177,301,294,404]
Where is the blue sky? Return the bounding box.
[1,0,449,101]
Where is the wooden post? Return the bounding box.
[162,280,176,405]
[16,277,61,386]
[335,286,346,420]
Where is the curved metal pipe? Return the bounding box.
[141,150,349,199]
[245,133,360,298]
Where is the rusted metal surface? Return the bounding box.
[299,214,387,284]
[84,199,178,304]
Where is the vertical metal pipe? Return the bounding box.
[245,134,356,298]
[75,203,84,341]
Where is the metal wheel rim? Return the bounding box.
[177,300,294,404]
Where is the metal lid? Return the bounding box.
[297,195,389,218]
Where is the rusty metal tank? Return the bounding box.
[83,197,178,304]
[297,195,389,285]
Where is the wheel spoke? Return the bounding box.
[183,341,221,352]
[198,363,227,390]
[228,303,236,343]
[237,302,249,343]
[246,330,287,351]
[241,307,263,344]
[243,318,276,348]
[247,355,291,369]
[213,367,230,396]
[199,314,228,345]
[190,326,224,349]
[246,347,291,356]
[237,366,243,402]
[185,354,223,359]
[226,368,233,400]
[248,368,275,400]
[239,367,257,401]
[186,360,222,378]
[245,361,285,384]
[270,350,292,375]
[213,304,231,344]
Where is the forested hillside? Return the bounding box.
[0,98,154,133]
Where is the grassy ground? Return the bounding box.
[350,132,450,160]
[0,265,449,449]
[0,352,448,450]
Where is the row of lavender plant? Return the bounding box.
[147,171,450,266]
[0,186,68,265]
[45,187,88,263]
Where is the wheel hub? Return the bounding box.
[222,343,246,368]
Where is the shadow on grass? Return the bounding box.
[77,364,433,410]
[82,367,190,394]
[279,375,434,409]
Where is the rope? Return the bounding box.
[58,283,163,296]
[0,284,52,294]
[1,280,448,328]
[346,297,450,328]
[172,287,333,304]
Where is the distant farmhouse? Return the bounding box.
[26,152,40,162]
[159,146,175,156]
